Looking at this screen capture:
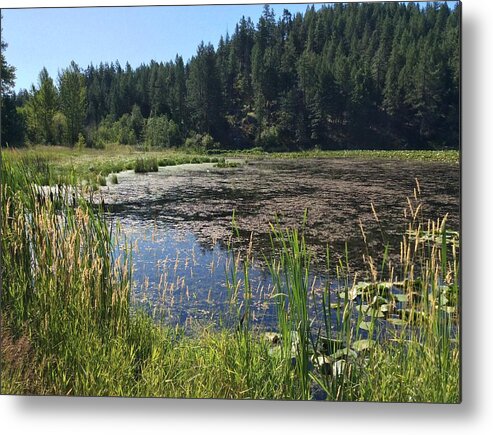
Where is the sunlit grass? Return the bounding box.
[1,150,460,401]
[1,145,222,188]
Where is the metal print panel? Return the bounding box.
[0,1,461,402]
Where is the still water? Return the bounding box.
[100,158,459,330]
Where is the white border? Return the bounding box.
[1,1,492,434]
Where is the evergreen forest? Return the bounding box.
[1,2,460,151]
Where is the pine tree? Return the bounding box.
[9,3,460,150]
[36,67,58,144]
[59,61,87,146]
[186,42,223,137]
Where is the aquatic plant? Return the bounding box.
[134,157,158,173]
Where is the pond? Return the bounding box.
[98,158,460,331]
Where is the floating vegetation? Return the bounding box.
[214,161,241,169]
[97,174,107,186]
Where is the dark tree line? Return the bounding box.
[1,15,25,147]
[2,2,460,150]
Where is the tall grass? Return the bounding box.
[266,211,312,400]
[263,184,460,402]
[1,151,459,401]
[134,157,158,173]
[0,153,287,398]
[1,154,133,394]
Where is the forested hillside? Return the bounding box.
[2,2,460,150]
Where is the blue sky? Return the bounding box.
[2,2,459,92]
[2,3,322,92]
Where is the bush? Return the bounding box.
[76,133,86,150]
[257,126,280,151]
[245,146,264,154]
[144,116,181,148]
[157,158,177,167]
[184,133,220,152]
[90,114,138,147]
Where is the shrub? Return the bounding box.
[157,158,177,167]
[90,114,138,147]
[257,126,280,151]
[76,133,86,150]
[144,116,181,148]
[184,133,220,152]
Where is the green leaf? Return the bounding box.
[359,321,373,331]
[392,293,408,303]
[330,347,358,360]
[386,317,407,326]
[440,306,457,314]
[351,339,376,352]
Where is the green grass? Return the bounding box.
[134,157,158,173]
[1,145,222,188]
[1,149,460,401]
[265,212,460,402]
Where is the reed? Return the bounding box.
[134,157,158,173]
[261,183,460,402]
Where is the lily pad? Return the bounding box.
[358,304,371,314]
[386,317,407,326]
[369,309,386,318]
[440,306,457,314]
[312,355,333,375]
[351,339,376,352]
[263,332,281,346]
[391,293,409,303]
[318,336,344,354]
[330,347,358,360]
[379,303,390,313]
[353,281,392,297]
[369,295,388,308]
[339,288,359,301]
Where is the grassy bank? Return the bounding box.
[2,146,459,188]
[1,150,460,401]
[1,145,224,189]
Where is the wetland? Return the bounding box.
[98,157,459,329]
[1,148,461,401]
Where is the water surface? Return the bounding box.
[100,158,459,329]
